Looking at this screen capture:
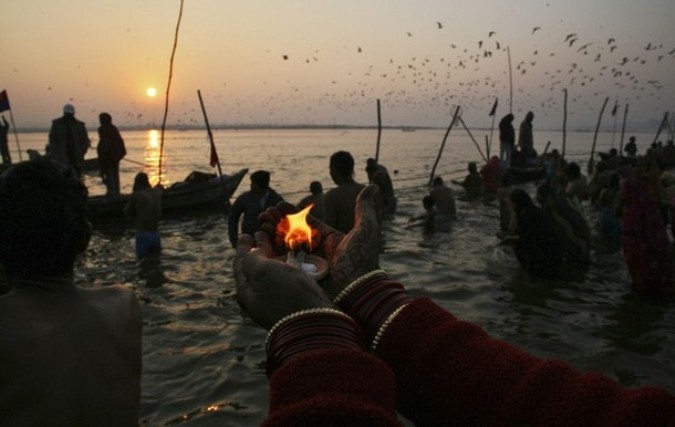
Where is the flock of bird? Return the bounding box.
[151,20,674,129]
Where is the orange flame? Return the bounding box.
[277,204,316,251]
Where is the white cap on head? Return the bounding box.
[63,103,75,114]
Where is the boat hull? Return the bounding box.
[87,168,248,222]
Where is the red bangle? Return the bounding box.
[266,312,364,376]
[336,273,414,349]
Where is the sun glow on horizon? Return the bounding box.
[146,87,157,98]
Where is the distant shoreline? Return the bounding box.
[11,123,656,134]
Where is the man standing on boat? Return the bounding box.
[498,114,515,168]
[517,111,536,164]
[48,103,91,178]
[228,170,284,248]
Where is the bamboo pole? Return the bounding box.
[197,90,223,178]
[588,96,609,175]
[458,116,488,162]
[485,135,490,160]
[507,46,513,114]
[158,0,185,186]
[429,106,461,187]
[562,88,568,159]
[619,103,629,156]
[375,99,382,162]
[653,112,670,145]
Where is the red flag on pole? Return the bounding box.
[0,90,10,112]
[210,143,219,167]
[488,98,498,116]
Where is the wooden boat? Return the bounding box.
[87,168,248,221]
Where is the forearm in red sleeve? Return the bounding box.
[264,348,403,426]
[262,309,403,426]
[376,298,675,426]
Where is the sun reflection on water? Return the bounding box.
[144,129,165,186]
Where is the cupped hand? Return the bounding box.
[258,185,382,300]
[234,233,335,330]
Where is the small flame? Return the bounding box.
[278,204,315,251]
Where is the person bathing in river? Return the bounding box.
[125,172,163,260]
[297,180,325,220]
[0,158,142,426]
[479,155,503,194]
[509,187,564,277]
[365,157,397,218]
[229,170,284,248]
[429,176,457,227]
[457,161,484,200]
[324,151,365,233]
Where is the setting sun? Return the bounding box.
[146,87,157,97]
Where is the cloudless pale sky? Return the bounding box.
[3,0,675,130]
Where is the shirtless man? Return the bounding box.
[125,172,163,259]
[429,176,457,219]
[0,158,141,426]
[324,151,366,233]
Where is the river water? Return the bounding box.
[12,127,675,425]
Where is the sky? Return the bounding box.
[3,0,675,131]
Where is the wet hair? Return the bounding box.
[499,114,514,126]
[432,176,444,186]
[133,172,152,191]
[309,181,323,194]
[330,151,355,177]
[468,162,478,173]
[0,158,90,277]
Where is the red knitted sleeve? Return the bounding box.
[264,348,403,426]
[377,298,675,426]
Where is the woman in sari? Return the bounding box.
[619,159,674,297]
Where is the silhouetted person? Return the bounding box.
[97,112,126,199]
[0,158,141,425]
[48,103,91,178]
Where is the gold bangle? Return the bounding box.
[265,307,349,350]
[333,269,387,305]
[370,303,410,352]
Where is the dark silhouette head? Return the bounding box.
[0,158,90,277]
[309,181,323,194]
[330,151,355,182]
[133,172,152,191]
[99,112,113,126]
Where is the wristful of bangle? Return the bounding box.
[265,308,364,376]
[334,270,414,352]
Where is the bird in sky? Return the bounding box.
[608,38,615,44]
[568,38,578,47]
[577,43,592,52]
[406,31,413,37]
[532,26,541,34]
[488,31,496,37]
[436,21,443,29]
[565,33,578,42]
[282,54,288,60]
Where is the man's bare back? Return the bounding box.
[0,282,141,426]
[324,180,365,233]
